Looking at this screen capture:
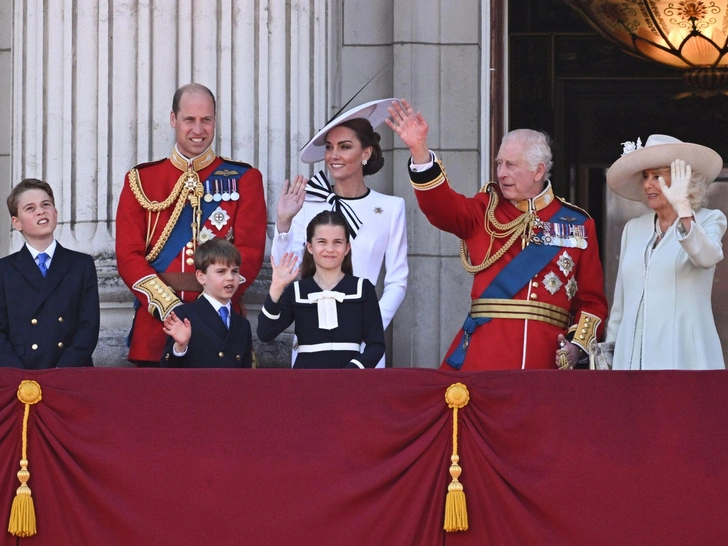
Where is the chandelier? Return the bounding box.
[564,1,728,91]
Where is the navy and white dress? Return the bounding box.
[257,275,385,369]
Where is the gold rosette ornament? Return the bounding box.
[444,383,469,532]
[8,380,42,537]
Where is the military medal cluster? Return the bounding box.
[203,176,240,202]
[531,219,588,249]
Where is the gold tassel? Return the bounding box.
[8,380,43,538]
[444,383,470,532]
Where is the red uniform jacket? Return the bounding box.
[116,151,266,363]
[410,160,607,370]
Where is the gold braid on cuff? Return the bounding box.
[133,275,182,319]
[568,312,602,353]
[410,159,448,191]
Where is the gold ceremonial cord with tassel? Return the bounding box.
[8,380,42,537]
[128,167,204,262]
[444,383,470,532]
[460,187,537,274]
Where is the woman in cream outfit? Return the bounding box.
[606,134,726,370]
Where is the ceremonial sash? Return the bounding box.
[446,203,585,369]
[150,162,249,273]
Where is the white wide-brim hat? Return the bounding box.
[300,98,399,164]
[607,134,723,202]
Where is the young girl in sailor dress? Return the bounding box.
[257,211,385,368]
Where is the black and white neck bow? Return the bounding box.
[305,171,363,239]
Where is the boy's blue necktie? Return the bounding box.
[219,306,229,329]
[37,252,49,277]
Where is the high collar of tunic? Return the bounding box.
[170,145,216,172]
[510,181,555,213]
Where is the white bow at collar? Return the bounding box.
[308,290,346,330]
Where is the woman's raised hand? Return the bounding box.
[385,99,431,164]
[659,159,693,218]
[277,175,307,233]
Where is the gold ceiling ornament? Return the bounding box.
[565,0,728,94]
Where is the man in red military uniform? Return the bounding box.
[387,99,607,370]
[116,83,266,366]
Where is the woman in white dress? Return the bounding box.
[606,134,726,370]
[272,99,408,367]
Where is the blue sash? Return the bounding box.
[150,161,249,272]
[446,203,585,369]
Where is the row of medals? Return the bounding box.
[203,179,240,203]
[530,219,588,249]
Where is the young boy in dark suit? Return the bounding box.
[0,178,100,368]
[161,238,253,367]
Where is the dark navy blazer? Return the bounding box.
[0,243,100,368]
[161,296,253,368]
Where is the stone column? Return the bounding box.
[390,0,492,368]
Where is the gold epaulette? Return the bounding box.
[133,275,182,319]
[220,157,255,170]
[568,312,602,353]
[556,196,593,220]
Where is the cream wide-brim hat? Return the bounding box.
[606,134,723,202]
[300,98,399,164]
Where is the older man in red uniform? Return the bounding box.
[387,100,607,370]
[116,83,266,366]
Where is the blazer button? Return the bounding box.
[219,352,224,358]
[165,354,170,361]
[236,355,241,361]
[186,258,195,266]
[58,317,64,323]
[31,319,38,325]
[31,344,38,350]
[530,293,538,300]
[58,342,64,348]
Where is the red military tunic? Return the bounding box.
[116,147,266,363]
[409,160,607,370]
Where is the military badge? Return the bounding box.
[542,271,563,295]
[565,277,578,300]
[198,226,214,244]
[557,251,574,277]
[210,207,231,230]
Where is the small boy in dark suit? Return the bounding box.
[161,238,253,367]
[0,178,100,368]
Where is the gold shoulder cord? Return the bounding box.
[459,187,535,274]
[128,168,202,263]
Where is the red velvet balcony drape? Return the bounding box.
[0,368,726,545]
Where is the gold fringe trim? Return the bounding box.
[444,383,469,532]
[8,380,43,538]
